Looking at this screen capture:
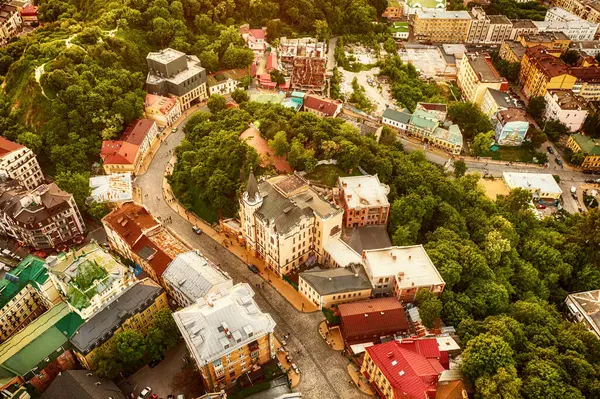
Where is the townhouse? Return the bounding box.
[467,7,512,44]
[0,137,44,190]
[338,175,390,228]
[100,119,159,175]
[144,93,182,127]
[299,264,372,309]
[544,89,588,131]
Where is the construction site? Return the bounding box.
[279,37,328,94]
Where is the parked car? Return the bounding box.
[547,146,554,154]
[171,127,178,133]
[149,395,158,399]
[535,204,546,209]
[247,263,259,273]
[555,158,563,166]
[586,179,595,183]
[137,388,152,399]
[148,357,163,368]
[192,226,202,235]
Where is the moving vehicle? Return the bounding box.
[137,388,152,399]
[547,146,554,154]
[192,226,202,235]
[171,127,178,133]
[247,264,259,274]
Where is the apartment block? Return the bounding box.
[494,108,530,146]
[70,279,168,370]
[173,284,276,392]
[45,242,134,320]
[239,172,344,276]
[509,19,538,40]
[0,255,60,343]
[467,7,511,44]
[0,5,22,44]
[146,48,208,110]
[499,40,526,63]
[0,137,44,190]
[338,175,390,228]
[144,93,182,127]
[519,46,576,98]
[457,53,508,105]
[533,19,598,41]
[162,250,233,308]
[102,202,189,284]
[566,133,600,171]
[362,245,445,299]
[570,66,600,100]
[552,0,600,25]
[413,10,472,43]
[0,181,86,250]
[544,89,588,131]
[571,40,600,56]
[518,31,571,56]
[100,119,159,175]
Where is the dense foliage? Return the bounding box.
[173,103,600,398]
[484,0,547,21]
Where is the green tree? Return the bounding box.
[462,333,515,382]
[54,171,91,211]
[94,345,121,379]
[314,20,330,41]
[231,88,249,103]
[448,102,493,139]
[453,159,467,178]
[475,366,523,399]
[269,131,290,156]
[145,327,165,361]
[114,330,146,369]
[472,131,495,155]
[528,127,547,148]
[416,289,442,328]
[207,94,227,113]
[16,132,42,154]
[151,308,180,349]
[527,96,546,122]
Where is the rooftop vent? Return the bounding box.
[387,352,394,358]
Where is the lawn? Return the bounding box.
[480,146,543,163]
[306,164,360,187]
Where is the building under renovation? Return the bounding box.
[279,37,328,94]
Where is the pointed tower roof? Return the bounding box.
[246,169,260,202]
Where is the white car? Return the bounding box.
[137,387,152,399]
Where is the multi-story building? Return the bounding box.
[499,40,526,63]
[570,40,600,56]
[0,137,44,190]
[299,264,372,309]
[338,297,409,345]
[362,245,445,299]
[173,284,276,391]
[361,339,447,399]
[102,202,189,284]
[565,289,600,339]
[509,19,538,40]
[551,1,600,25]
[566,133,600,171]
[338,175,390,228]
[0,181,86,250]
[146,48,208,110]
[144,93,182,127]
[518,32,571,56]
[502,172,563,201]
[546,6,587,22]
[533,19,598,41]
[544,89,588,131]
[45,242,134,320]
[494,108,530,146]
[570,66,600,100]
[239,25,267,57]
[162,250,232,307]
[406,109,439,138]
[303,95,342,118]
[415,102,447,121]
[412,10,472,43]
[481,87,518,118]
[0,302,83,393]
[70,279,168,370]
[466,7,511,44]
[382,0,403,20]
[100,119,159,175]
[404,0,447,15]
[390,22,409,39]
[457,53,508,105]
[207,69,248,96]
[430,124,463,155]
[278,38,327,94]
[381,107,411,132]
[239,172,344,276]
[19,5,38,26]
[0,5,21,44]
[519,46,576,98]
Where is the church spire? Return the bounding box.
[246,169,261,203]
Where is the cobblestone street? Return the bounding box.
[134,110,366,399]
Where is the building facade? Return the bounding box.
[509,19,538,40]
[173,284,276,392]
[0,181,85,250]
[566,133,600,171]
[481,87,517,118]
[518,31,571,56]
[338,175,390,228]
[457,53,508,105]
[413,10,472,43]
[207,69,248,96]
[144,93,182,127]
[544,89,588,131]
[100,119,159,175]
[533,19,598,41]
[0,137,44,190]
[519,46,576,98]
[494,108,529,146]
[299,264,372,309]
[552,0,600,25]
[467,8,512,44]
[239,172,344,276]
[303,95,342,118]
[381,108,411,132]
[146,48,208,110]
[0,5,22,44]
[502,172,563,200]
[499,40,526,63]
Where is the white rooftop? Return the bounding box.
[324,238,362,267]
[162,250,232,303]
[503,172,563,196]
[363,245,445,288]
[173,283,276,366]
[416,10,471,19]
[147,48,186,64]
[436,336,461,352]
[547,7,582,22]
[338,175,390,209]
[89,173,133,203]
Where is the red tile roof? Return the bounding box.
[339,298,409,342]
[0,137,23,157]
[122,119,155,146]
[266,53,278,71]
[366,339,445,399]
[102,202,159,247]
[20,5,38,16]
[250,29,265,40]
[145,94,178,115]
[303,95,340,117]
[132,235,173,276]
[100,141,139,165]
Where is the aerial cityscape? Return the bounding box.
[0,0,599,398]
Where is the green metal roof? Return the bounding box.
[432,125,463,146]
[0,255,47,309]
[406,0,446,8]
[409,109,439,130]
[391,22,409,33]
[0,303,83,376]
[382,108,412,124]
[571,134,600,155]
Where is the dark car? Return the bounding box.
[586,179,595,183]
[555,158,563,166]
[547,146,554,154]
[192,226,202,235]
[148,358,163,368]
[247,264,259,273]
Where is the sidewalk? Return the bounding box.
[161,157,318,313]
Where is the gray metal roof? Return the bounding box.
[70,279,163,353]
[41,370,126,399]
[300,265,372,295]
[163,250,232,303]
[341,225,392,254]
[487,88,515,110]
[173,283,276,366]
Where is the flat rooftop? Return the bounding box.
[466,54,504,83]
[547,89,587,110]
[147,48,186,64]
[338,175,390,209]
[416,10,471,19]
[502,172,563,195]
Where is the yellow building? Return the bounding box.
[299,264,373,309]
[382,0,402,19]
[457,53,508,105]
[567,134,600,171]
[517,32,571,56]
[519,45,577,98]
[413,10,472,43]
[499,40,526,63]
[70,279,168,370]
[173,284,276,392]
[571,67,600,101]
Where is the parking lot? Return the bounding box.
[339,67,392,115]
